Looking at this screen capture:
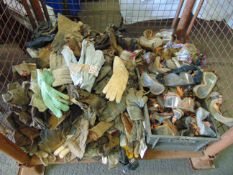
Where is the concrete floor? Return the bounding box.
[1,145,233,175]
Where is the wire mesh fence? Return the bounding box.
[0,0,32,131]
[44,0,179,35]
[0,0,32,92]
[190,0,233,133]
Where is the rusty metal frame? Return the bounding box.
[175,0,196,41]
[39,0,50,23]
[21,0,37,29]
[0,132,203,165]
[172,0,184,30]
[186,0,204,40]
[0,133,31,165]
[29,0,45,23]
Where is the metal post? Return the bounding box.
[0,133,30,165]
[21,0,37,29]
[185,0,204,40]
[29,0,45,23]
[39,0,50,23]
[190,127,233,169]
[175,0,196,42]
[172,0,184,30]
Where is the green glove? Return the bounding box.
[37,69,69,118]
[126,88,148,121]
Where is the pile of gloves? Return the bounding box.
[1,14,231,170]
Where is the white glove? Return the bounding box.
[62,40,105,92]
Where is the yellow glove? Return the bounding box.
[103,56,129,103]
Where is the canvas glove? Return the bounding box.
[54,118,89,159]
[103,56,129,103]
[37,69,69,118]
[89,121,114,141]
[126,88,148,121]
[2,82,30,106]
[52,67,72,87]
[52,14,83,53]
[49,52,72,87]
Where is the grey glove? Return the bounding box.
[62,39,105,92]
[126,88,148,121]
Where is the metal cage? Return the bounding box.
[0,0,232,139]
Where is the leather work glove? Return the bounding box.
[52,14,83,53]
[93,65,112,94]
[121,113,133,140]
[54,118,89,159]
[2,82,30,106]
[100,96,126,122]
[67,85,106,115]
[89,121,114,141]
[62,40,105,92]
[50,52,72,87]
[38,46,51,68]
[37,69,69,118]
[103,56,129,103]
[26,35,54,49]
[65,33,82,57]
[126,88,148,121]
[12,62,36,77]
[139,29,163,50]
